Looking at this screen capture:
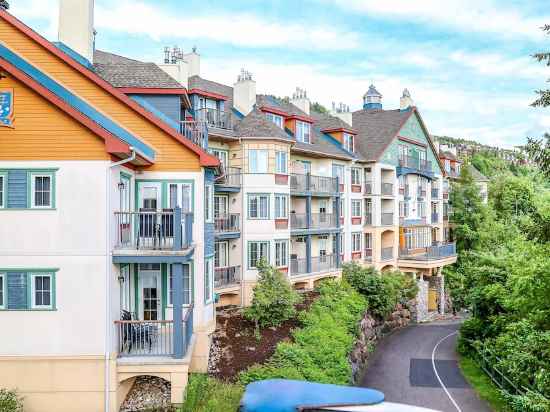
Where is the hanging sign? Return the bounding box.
[0,88,14,128]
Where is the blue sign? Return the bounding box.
[0,88,14,127]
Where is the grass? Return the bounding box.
[459,355,510,412]
[179,374,244,412]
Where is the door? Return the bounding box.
[168,183,192,213]
[215,241,228,268]
[428,288,438,312]
[139,266,161,320]
[214,195,228,218]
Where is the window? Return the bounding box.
[274,194,288,219]
[119,174,131,212]
[248,241,269,269]
[332,164,344,186]
[0,273,4,309]
[351,200,362,217]
[0,174,4,208]
[296,121,311,143]
[351,232,362,252]
[249,149,268,173]
[204,258,213,303]
[248,194,270,219]
[365,233,372,249]
[340,234,345,255]
[215,241,228,267]
[351,168,361,185]
[275,240,288,267]
[275,151,288,174]
[399,201,409,218]
[210,149,228,170]
[344,133,355,152]
[169,183,192,212]
[31,174,53,208]
[418,202,426,218]
[398,175,405,190]
[266,112,283,128]
[339,198,344,218]
[168,264,191,306]
[205,184,214,223]
[295,160,311,174]
[31,273,53,309]
[399,144,409,160]
[445,159,451,172]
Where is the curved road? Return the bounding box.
[360,320,492,412]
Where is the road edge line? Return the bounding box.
[432,330,462,412]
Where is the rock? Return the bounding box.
[120,376,173,412]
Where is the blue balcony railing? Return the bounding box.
[399,242,456,260]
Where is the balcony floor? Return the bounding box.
[398,255,457,269]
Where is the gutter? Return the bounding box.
[105,149,136,411]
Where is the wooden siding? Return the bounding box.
[0,74,109,160]
[0,19,200,171]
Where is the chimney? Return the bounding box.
[233,69,256,116]
[330,102,352,127]
[58,0,95,63]
[363,84,382,110]
[181,46,200,78]
[400,88,414,111]
[158,46,190,89]
[290,87,310,115]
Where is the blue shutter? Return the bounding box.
[7,170,27,208]
[7,272,27,309]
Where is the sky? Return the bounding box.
[8,0,550,148]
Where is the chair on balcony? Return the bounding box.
[120,310,158,354]
[138,208,160,249]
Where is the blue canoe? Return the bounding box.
[240,379,385,412]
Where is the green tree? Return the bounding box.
[244,260,302,329]
[525,134,550,179]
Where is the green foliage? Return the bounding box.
[311,102,329,114]
[342,262,417,318]
[181,374,243,412]
[0,389,23,412]
[239,280,367,385]
[244,260,302,329]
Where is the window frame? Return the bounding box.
[30,172,56,209]
[167,263,192,307]
[275,151,288,174]
[249,149,269,173]
[248,241,270,269]
[266,112,284,129]
[30,272,54,310]
[351,168,361,185]
[351,232,362,252]
[248,193,270,220]
[351,199,362,218]
[275,239,289,268]
[344,133,355,152]
[209,148,228,170]
[274,194,288,219]
[295,121,311,143]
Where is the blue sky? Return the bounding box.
[9,0,550,148]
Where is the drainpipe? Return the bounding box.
[105,149,136,411]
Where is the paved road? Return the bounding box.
[360,320,492,412]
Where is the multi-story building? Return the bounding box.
[0,4,219,411]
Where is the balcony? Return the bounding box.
[400,216,427,226]
[290,213,338,231]
[195,108,233,130]
[214,214,240,238]
[381,247,393,261]
[290,173,338,195]
[365,181,373,194]
[215,167,241,191]
[381,183,394,196]
[180,120,207,149]
[115,305,193,359]
[215,266,241,288]
[113,209,193,253]
[381,213,394,226]
[364,213,373,226]
[399,242,456,261]
[290,254,338,276]
[431,188,439,199]
[398,155,432,173]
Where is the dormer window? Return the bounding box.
[266,112,283,129]
[344,133,354,152]
[296,121,311,143]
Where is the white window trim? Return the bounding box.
[31,174,53,209]
[274,194,288,219]
[0,273,5,309]
[248,241,270,269]
[351,168,361,185]
[167,264,192,307]
[249,149,269,173]
[275,151,288,174]
[31,273,53,309]
[352,233,362,252]
[351,200,362,218]
[248,194,270,219]
[296,121,311,143]
[275,239,289,268]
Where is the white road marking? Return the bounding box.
[432,330,462,412]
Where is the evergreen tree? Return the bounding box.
[0,0,9,11]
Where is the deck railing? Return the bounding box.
[381,247,394,261]
[114,209,193,251]
[180,120,207,149]
[399,242,456,260]
[398,155,432,172]
[215,265,241,288]
[290,213,338,230]
[214,213,240,233]
[290,254,338,276]
[215,167,241,187]
[290,173,338,194]
[381,212,394,226]
[364,181,373,194]
[364,213,373,225]
[195,108,233,130]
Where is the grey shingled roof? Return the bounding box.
[234,109,291,140]
[352,109,411,162]
[467,164,489,182]
[188,75,234,110]
[440,150,458,161]
[310,110,353,131]
[93,50,184,89]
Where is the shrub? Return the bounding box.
[244,259,302,329]
[182,374,243,412]
[0,389,23,412]
[239,280,367,386]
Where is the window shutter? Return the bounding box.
[7,170,27,209]
[7,272,27,309]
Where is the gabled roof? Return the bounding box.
[310,111,356,134]
[234,109,291,140]
[467,164,489,182]
[440,150,459,161]
[188,75,234,108]
[0,10,218,167]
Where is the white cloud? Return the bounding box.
[9,0,59,39]
[325,0,549,41]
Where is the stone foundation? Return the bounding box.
[412,279,429,322]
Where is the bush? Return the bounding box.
[181,374,243,412]
[342,263,417,318]
[244,259,302,329]
[239,280,367,385]
[0,389,23,412]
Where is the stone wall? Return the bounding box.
[349,303,412,384]
[412,279,429,322]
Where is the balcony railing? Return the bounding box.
[431,188,439,199]
[381,183,394,196]
[290,173,338,194]
[381,212,394,226]
[365,181,373,194]
[381,247,393,261]
[214,214,240,233]
[398,155,432,173]
[215,266,241,288]
[364,248,373,261]
[290,254,338,276]
[400,216,427,226]
[399,242,456,260]
[115,305,193,358]
[180,120,207,149]
[290,213,338,230]
[215,167,241,187]
[114,208,193,251]
[195,108,233,130]
[364,213,373,225]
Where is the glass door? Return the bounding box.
[139,265,161,321]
